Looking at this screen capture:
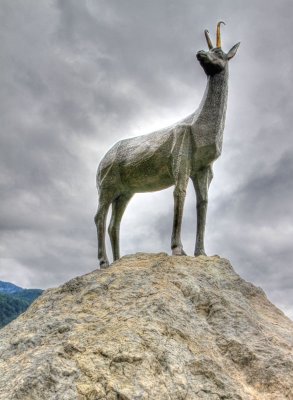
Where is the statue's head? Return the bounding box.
[196,22,240,76]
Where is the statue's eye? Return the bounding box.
[215,50,223,58]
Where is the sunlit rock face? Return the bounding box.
[0,253,292,400]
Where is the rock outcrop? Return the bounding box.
[0,253,293,400]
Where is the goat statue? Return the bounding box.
[95,22,240,268]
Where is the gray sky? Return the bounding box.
[0,0,292,318]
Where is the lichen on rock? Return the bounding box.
[0,253,292,399]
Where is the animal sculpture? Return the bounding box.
[95,22,240,267]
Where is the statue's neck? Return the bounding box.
[195,67,229,126]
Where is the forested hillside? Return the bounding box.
[0,282,43,328]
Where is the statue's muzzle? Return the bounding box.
[196,50,207,61]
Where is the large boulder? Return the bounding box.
[0,253,292,399]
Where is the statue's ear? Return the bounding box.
[227,42,240,60]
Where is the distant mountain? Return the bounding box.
[0,280,43,328]
[0,280,23,294]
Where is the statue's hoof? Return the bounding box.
[172,247,187,256]
[99,259,109,269]
[194,250,207,257]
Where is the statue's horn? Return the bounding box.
[204,29,213,50]
[216,21,226,48]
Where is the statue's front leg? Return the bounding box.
[171,178,189,256]
[192,166,213,256]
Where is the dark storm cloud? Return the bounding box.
[0,1,292,317]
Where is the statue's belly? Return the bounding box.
[116,130,176,192]
[119,156,174,192]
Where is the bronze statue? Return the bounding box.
[95,22,240,268]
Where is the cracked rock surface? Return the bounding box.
[0,253,293,399]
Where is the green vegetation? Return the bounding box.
[0,289,43,328]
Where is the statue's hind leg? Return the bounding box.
[94,191,112,268]
[108,193,133,261]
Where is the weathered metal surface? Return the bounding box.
[95,24,240,267]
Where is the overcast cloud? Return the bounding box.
[0,0,292,318]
